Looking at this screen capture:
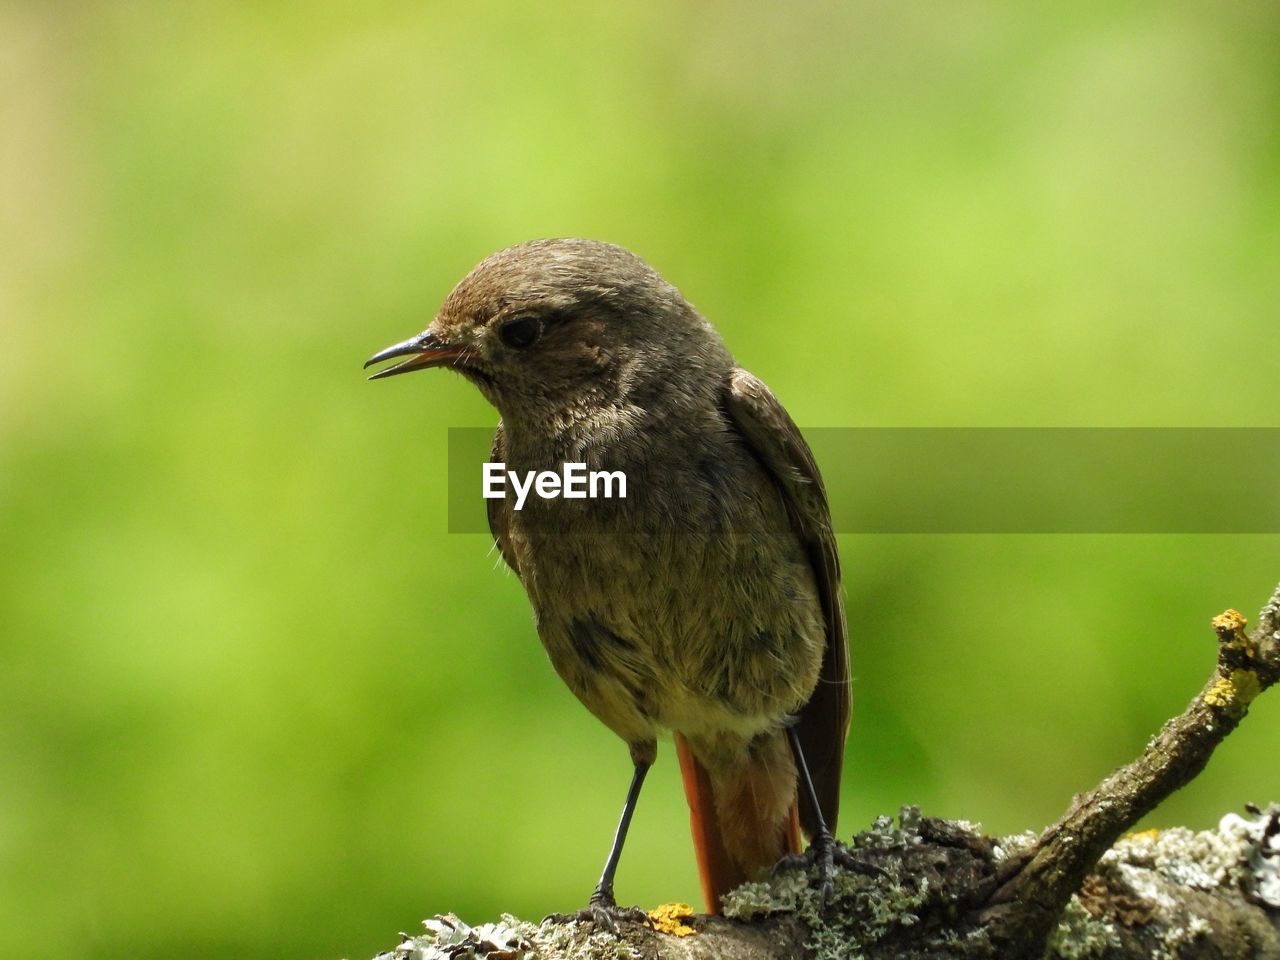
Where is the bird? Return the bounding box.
[364,238,850,925]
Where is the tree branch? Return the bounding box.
[981,587,1280,955]
[378,584,1280,960]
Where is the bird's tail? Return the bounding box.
[675,731,802,913]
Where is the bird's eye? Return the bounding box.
[499,316,542,349]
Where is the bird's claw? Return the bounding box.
[544,890,651,935]
[773,831,877,911]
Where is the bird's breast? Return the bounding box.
[504,432,825,739]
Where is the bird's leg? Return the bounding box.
[590,758,649,909]
[777,726,836,905]
[546,754,653,933]
[776,727,875,909]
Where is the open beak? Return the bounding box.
[363,331,466,380]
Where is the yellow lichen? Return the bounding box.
[648,902,697,937]
[1211,609,1247,634]
[1230,668,1261,705]
[1205,677,1235,708]
[1212,609,1253,656]
[1204,669,1261,710]
[1125,828,1160,842]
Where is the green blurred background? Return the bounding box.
[3,3,1278,958]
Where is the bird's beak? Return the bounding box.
[363,331,466,380]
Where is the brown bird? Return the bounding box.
[365,239,849,924]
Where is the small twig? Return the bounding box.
[980,582,1280,955]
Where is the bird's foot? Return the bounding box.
[773,830,879,911]
[544,889,651,935]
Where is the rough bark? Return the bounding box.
[378,585,1280,960]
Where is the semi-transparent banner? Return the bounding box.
[447,427,1280,534]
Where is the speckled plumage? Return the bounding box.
[376,238,849,908]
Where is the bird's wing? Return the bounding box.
[722,368,850,837]
[486,423,520,577]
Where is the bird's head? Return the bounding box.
[364,239,729,428]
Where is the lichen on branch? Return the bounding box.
[375,582,1280,960]
[981,586,1280,955]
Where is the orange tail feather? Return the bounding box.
[675,733,802,913]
